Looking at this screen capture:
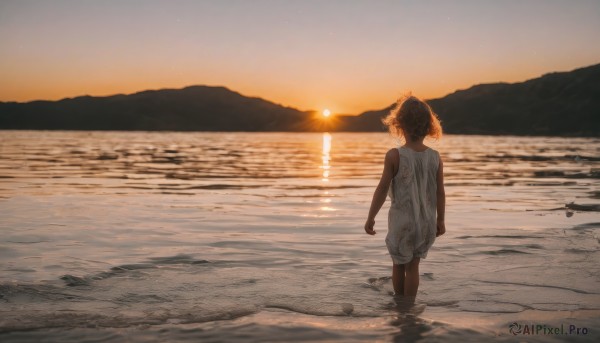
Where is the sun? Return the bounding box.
[322,109,331,118]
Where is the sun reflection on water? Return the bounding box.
[320,133,335,211]
[321,132,331,182]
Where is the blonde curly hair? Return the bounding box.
[382,95,442,141]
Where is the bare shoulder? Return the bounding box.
[385,148,400,163]
[430,148,442,162]
[436,151,444,173]
[384,148,400,176]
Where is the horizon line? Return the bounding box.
[1,62,597,116]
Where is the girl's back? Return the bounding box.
[386,146,440,265]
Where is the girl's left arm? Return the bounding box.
[365,149,397,235]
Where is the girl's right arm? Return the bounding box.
[365,149,398,235]
[436,156,446,237]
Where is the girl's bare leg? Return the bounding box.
[392,264,405,295]
[404,257,420,296]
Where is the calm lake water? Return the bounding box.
[0,131,599,342]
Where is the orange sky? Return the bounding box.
[1,1,599,114]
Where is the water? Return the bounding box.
[0,131,599,342]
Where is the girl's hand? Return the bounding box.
[364,219,376,235]
[436,220,446,237]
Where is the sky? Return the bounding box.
[1,0,599,114]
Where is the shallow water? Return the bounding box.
[0,131,599,342]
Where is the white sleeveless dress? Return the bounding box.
[386,146,440,265]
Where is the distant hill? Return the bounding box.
[1,63,599,136]
[345,63,600,136]
[0,86,312,131]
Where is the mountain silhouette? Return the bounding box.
[344,63,600,136]
[1,63,598,136]
[0,86,311,131]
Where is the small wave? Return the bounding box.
[183,184,264,190]
[159,191,196,195]
[0,306,258,333]
[525,181,578,186]
[459,300,527,313]
[110,263,156,271]
[5,268,36,273]
[484,154,554,161]
[279,185,368,190]
[96,153,119,160]
[572,222,600,230]
[109,184,265,191]
[484,154,600,162]
[476,280,597,295]
[566,202,600,212]
[480,249,530,255]
[5,240,49,244]
[526,206,566,212]
[0,283,94,302]
[455,235,472,239]
[362,276,391,292]
[564,248,597,254]
[534,170,600,179]
[148,255,210,265]
[426,300,459,307]
[533,170,565,177]
[60,275,89,287]
[263,303,364,317]
[62,254,210,286]
[422,273,434,280]
[114,293,172,304]
[564,154,600,162]
[445,181,515,187]
[456,235,543,240]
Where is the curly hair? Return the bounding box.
[382,95,442,141]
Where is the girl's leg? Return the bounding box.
[404,257,421,296]
[392,264,405,295]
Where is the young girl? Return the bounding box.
[364,95,445,297]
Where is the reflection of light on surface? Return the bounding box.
[322,132,331,178]
[322,132,331,175]
[320,133,333,211]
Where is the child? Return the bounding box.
[364,95,445,297]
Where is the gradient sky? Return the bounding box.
[1,0,599,114]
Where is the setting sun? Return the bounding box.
[322,109,331,117]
